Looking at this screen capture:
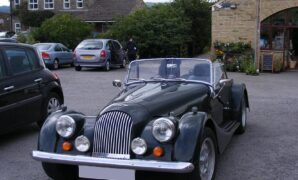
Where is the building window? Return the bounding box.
[15,23,21,33]
[44,0,54,9]
[64,0,70,9]
[14,0,20,6]
[77,0,83,8]
[28,0,38,10]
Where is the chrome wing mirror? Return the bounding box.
[219,79,232,86]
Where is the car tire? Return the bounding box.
[42,162,78,180]
[235,97,247,134]
[53,59,59,70]
[105,61,110,71]
[189,127,217,180]
[75,66,81,71]
[37,92,62,128]
[120,59,126,68]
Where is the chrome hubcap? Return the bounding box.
[47,97,60,115]
[242,101,247,127]
[54,61,58,69]
[199,137,215,180]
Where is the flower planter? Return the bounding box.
[289,60,297,69]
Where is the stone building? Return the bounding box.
[212,0,298,71]
[0,12,10,32]
[12,0,145,33]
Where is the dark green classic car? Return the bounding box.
[32,58,249,180]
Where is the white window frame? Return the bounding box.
[14,0,20,6]
[15,23,21,33]
[77,0,83,8]
[28,0,38,10]
[44,0,54,9]
[64,0,70,9]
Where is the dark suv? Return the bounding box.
[0,43,64,133]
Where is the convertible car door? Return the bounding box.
[211,63,232,127]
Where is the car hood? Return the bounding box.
[100,82,210,127]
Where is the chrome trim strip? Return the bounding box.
[32,151,194,173]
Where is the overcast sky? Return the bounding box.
[0,0,173,6]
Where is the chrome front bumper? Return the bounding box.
[32,151,194,173]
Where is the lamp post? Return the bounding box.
[9,0,13,32]
[255,0,260,72]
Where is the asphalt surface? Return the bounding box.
[0,66,297,180]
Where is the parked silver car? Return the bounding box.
[74,39,126,71]
[34,43,74,70]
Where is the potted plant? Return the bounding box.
[288,50,297,69]
[273,57,283,72]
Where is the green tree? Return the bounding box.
[100,4,192,58]
[32,14,92,49]
[173,0,211,56]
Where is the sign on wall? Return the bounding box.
[262,54,273,72]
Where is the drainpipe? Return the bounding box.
[255,0,260,72]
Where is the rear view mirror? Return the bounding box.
[112,80,122,88]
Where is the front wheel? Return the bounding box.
[42,162,78,180]
[190,127,217,180]
[37,93,62,128]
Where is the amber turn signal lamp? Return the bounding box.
[62,141,73,151]
[153,146,164,157]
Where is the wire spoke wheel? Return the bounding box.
[199,137,216,180]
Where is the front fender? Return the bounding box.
[38,110,85,153]
[174,112,207,162]
[231,83,249,113]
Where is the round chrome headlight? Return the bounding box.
[131,138,147,155]
[152,118,176,143]
[56,115,76,138]
[75,135,90,152]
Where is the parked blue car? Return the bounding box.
[74,39,126,71]
[34,43,74,70]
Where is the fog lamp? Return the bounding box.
[75,135,90,152]
[131,138,147,155]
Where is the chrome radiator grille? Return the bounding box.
[93,111,133,159]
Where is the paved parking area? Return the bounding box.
[0,67,297,180]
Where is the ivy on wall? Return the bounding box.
[13,2,54,27]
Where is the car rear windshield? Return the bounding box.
[35,44,52,51]
[76,40,103,50]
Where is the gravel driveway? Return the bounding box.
[0,68,297,180]
[216,71,298,180]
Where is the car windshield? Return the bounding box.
[76,40,103,50]
[126,58,212,85]
[35,44,52,51]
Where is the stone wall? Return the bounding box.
[212,0,257,49]
[212,0,298,49]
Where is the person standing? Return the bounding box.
[126,38,137,62]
